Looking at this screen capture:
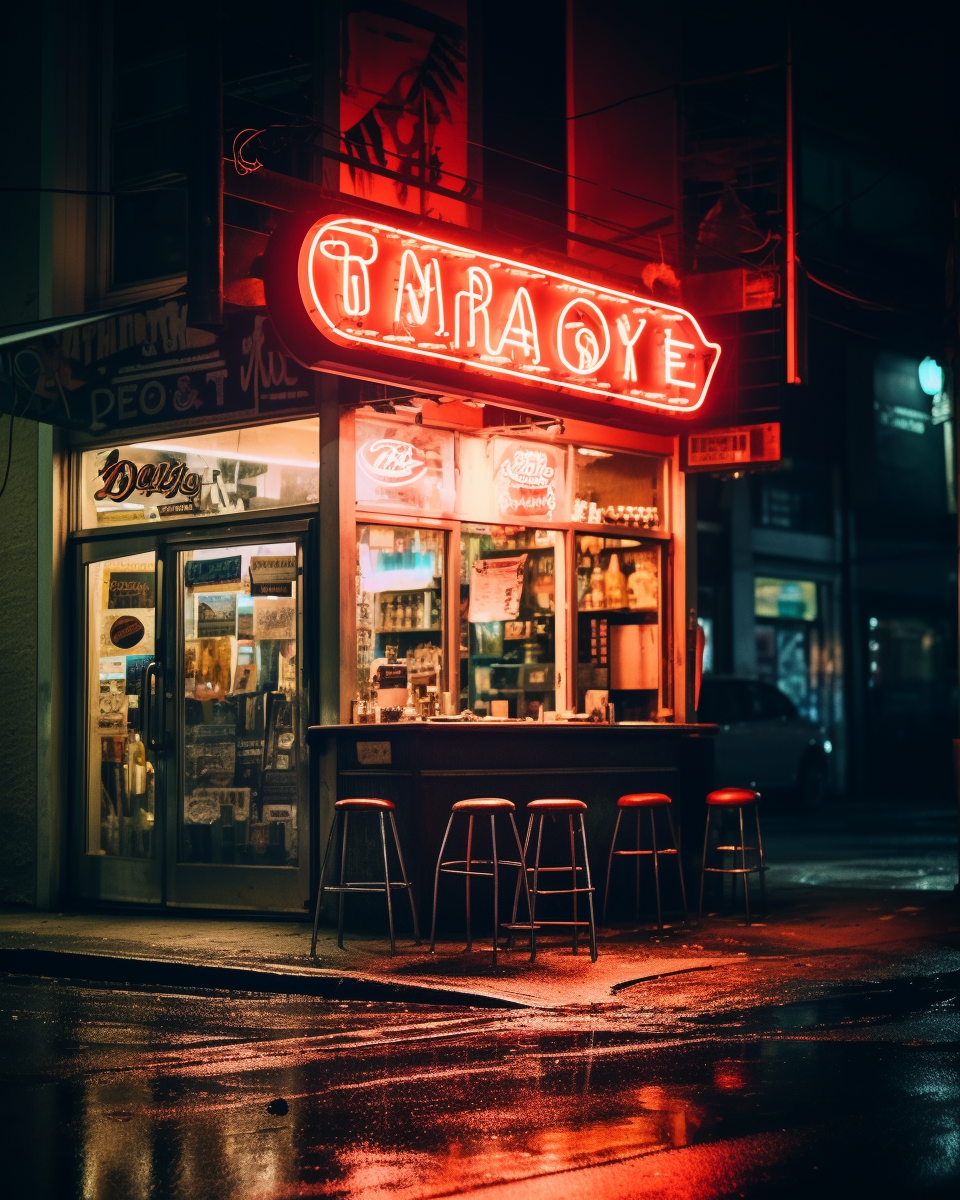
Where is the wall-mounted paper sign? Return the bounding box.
[185,556,242,588]
[100,609,155,656]
[253,597,296,640]
[468,555,527,623]
[249,555,297,597]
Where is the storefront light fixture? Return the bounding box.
[576,447,614,458]
[131,441,319,470]
[918,357,944,396]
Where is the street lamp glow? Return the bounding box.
[918,356,944,396]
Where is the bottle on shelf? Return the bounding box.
[415,595,425,628]
[403,597,413,629]
[604,553,627,609]
[589,560,605,610]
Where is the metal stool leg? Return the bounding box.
[388,811,421,943]
[755,806,767,915]
[579,814,598,962]
[650,808,663,931]
[311,810,340,957]
[429,812,454,952]
[379,811,396,955]
[465,814,474,952]
[603,809,623,923]
[698,806,711,925]
[739,805,751,924]
[635,809,641,919]
[337,811,349,949]
[509,813,537,961]
[569,814,579,955]
[509,813,534,940]
[666,806,689,923]
[490,814,499,966]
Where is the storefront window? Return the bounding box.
[576,535,662,720]
[572,448,664,530]
[460,525,560,718]
[180,541,303,866]
[80,418,320,528]
[85,550,157,858]
[356,524,446,720]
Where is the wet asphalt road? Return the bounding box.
[1,966,958,1200]
[2,804,959,1199]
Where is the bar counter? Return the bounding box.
[308,721,716,927]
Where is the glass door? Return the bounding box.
[75,539,164,904]
[165,532,310,911]
[74,523,313,913]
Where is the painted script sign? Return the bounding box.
[266,208,721,424]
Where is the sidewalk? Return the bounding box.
[2,808,957,1011]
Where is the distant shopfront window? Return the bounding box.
[754,577,817,622]
[80,419,319,528]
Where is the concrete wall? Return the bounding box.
[0,420,41,904]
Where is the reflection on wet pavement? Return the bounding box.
[2,973,958,1199]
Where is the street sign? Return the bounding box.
[684,422,781,471]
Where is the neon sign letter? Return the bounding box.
[395,249,447,336]
[288,214,722,417]
[664,327,696,390]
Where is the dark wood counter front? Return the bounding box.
[307,722,716,930]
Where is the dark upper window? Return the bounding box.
[110,8,188,287]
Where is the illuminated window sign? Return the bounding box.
[289,216,721,417]
[355,417,455,516]
[754,577,818,622]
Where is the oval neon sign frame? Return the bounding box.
[293,215,721,417]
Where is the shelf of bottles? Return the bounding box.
[356,524,445,718]
[576,535,661,720]
[460,525,558,719]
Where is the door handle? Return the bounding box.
[141,661,163,751]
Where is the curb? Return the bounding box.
[0,947,528,1009]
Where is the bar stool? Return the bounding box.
[310,798,420,957]
[603,793,688,931]
[698,787,766,925]
[429,798,535,965]
[509,799,598,962]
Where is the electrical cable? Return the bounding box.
[0,404,17,503]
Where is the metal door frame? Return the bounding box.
[69,509,318,913]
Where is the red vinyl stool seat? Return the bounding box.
[603,792,687,930]
[430,799,535,965]
[699,789,766,925]
[706,788,759,806]
[508,799,597,961]
[526,798,588,812]
[617,792,673,808]
[310,798,419,957]
[452,797,516,811]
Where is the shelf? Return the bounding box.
[577,607,658,616]
[376,626,442,634]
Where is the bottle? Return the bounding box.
[578,554,592,608]
[415,596,424,628]
[604,553,627,609]
[403,597,413,629]
[589,561,605,610]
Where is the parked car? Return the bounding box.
[696,675,832,806]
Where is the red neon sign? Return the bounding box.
[282,215,720,417]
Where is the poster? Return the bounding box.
[185,556,242,588]
[249,555,297,597]
[468,555,527,623]
[197,593,237,637]
[253,597,296,640]
[340,2,468,225]
[106,570,155,609]
[100,609,155,657]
